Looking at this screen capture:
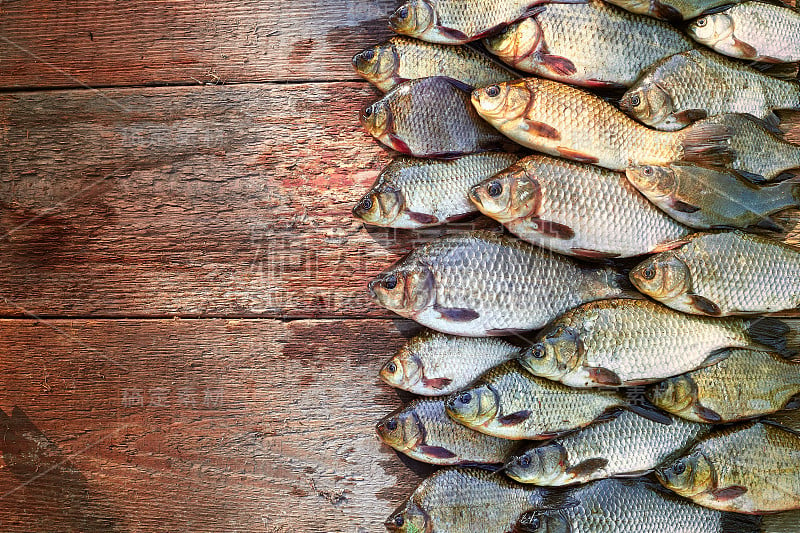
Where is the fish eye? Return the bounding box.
[387,362,397,373]
[521,515,541,530]
[487,181,503,197]
[386,418,398,431]
[363,49,375,61]
[384,274,398,290]
[363,105,373,118]
[630,94,641,107]
[642,265,656,280]
[398,6,409,19]
[673,461,686,475]
[361,196,373,210]
[530,344,545,359]
[459,392,472,404]
[519,455,531,468]
[696,17,707,27]
[485,85,501,98]
[642,166,653,176]
[658,381,669,392]
[394,515,405,527]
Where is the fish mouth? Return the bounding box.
[367,279,379,300]
[468,186,484,207]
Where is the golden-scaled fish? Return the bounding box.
[385,467,572,533]
[354,153,519,228]
[516,479,763,533]
[368,230,634,337]
[604,0,743,21]
[620,50,800,131]
[444,361,668,440]
[471,78,733,171]
[376,397,519,465]
[647,348,800,423]
[688,2,800,63]
[518,298,791,387]
[483,0,693,89]
[387,0,584,45]
[630,231,800,316]
[470,154,690,259]
[625,163,800,231]
[657,421,800,514]
[352,36,518,93]
[361,76,508,158]
[379,330,521,396]
[505,410,708,485]
[762,510,800,533]
[769,409,800,432]
[694,114,800,182]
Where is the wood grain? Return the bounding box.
[0,0,396,90]
[0,317,429,532]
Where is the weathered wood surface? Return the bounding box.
[0,318,429,532]
[0,0,395,89]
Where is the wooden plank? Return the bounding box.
[0,317,428,532]
[0,0,395,89]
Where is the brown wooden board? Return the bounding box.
[0,317,429,532]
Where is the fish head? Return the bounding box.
[385,500,431,533]
[517,511,571,533]
[483,18,542,66]
[445,385,499,427]
[630,252,692,303]
[470,168,540,222]
[389,1,436,39]
[505,442,568,485]
[625,165,677,201]
[647,375,697,414]
[379,351,423,391]
[361,99,393,142]
[368,259,436,318]
[376,405,424,452]
[656,451,716,499]
[520,326,582,382]
[688,13,734,49]
[353,182,404,226]
[472,81,531,126]
[620,83,674,129]
[352,42,400,89]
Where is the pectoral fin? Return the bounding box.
[498,410,532,426]
[711,485,748,501]
[419,445,457,459]
[689,295,722,316]
[421,376,452,390]
[539,54,577,76]
[701,348,731,368]
[566,458,608,478]
[586,366,622,386]
[732,37,758,59]
[673,109,708,124]
[670,198,700,213]
[556,146,599,164]
[408,211,439,225]
[694,403,723,423]
[570,248,621,260]
[523,217,575,239]
[522,119,561,140]
[388,134,411,154]
[437,26,470,43]
[434,305,480,322]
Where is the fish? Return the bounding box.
[694,114,800,183]
[688,2,800,63]
[657,421,800,514]
[620,50,800,131]
[361,76,509,158]
[354,154,519,228]
[483,0,694,89]
[376,397,519,465]
[768,409,800,432]
[516,479,763,533]
[761,510,800,533]
[470,154,690,259]
[647,348,800,423]
[630,231,800,316]
[379,330,521,396]
[367,230,635,337]
[385,467,572,533]
[387,0,585,46]
[624,163,800,231]
[443,360,667,440]
[518,298,793,387]
[471,78,733,171]
[505,410,709,485]
[352,36,519,93]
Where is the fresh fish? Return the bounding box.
[620,50,800,131]
[694,114,800,183]
[352,36,518,93]
[444,361,664,440]
[505,410,708,485]
[688,2,800,63]
[483,0,693,89]
[385,467,569,533]
[768,408,800,432]
[624,163,800,231]
[516,479,763,533]
[604,0,744,21]
[379,330,521,396]
[647,348,800,423]
[657,421,800,514]
[761,510,800,533]
[367,230,634,336]
[353,153,519,228]
[387,0,584,45]
[361,76,508,158]
[470,154,690,259]
[518,298,792,387]
[471,78,733,171]
[376,397,519,465]
[630,231,800,316]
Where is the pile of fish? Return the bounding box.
[351,0,800,531]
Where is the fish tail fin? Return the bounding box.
[583,265,641,302]
[679,122,735,168]
[746,317,800,359]
[759,510,800,533]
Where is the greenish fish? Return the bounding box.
[604,0,744,21]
